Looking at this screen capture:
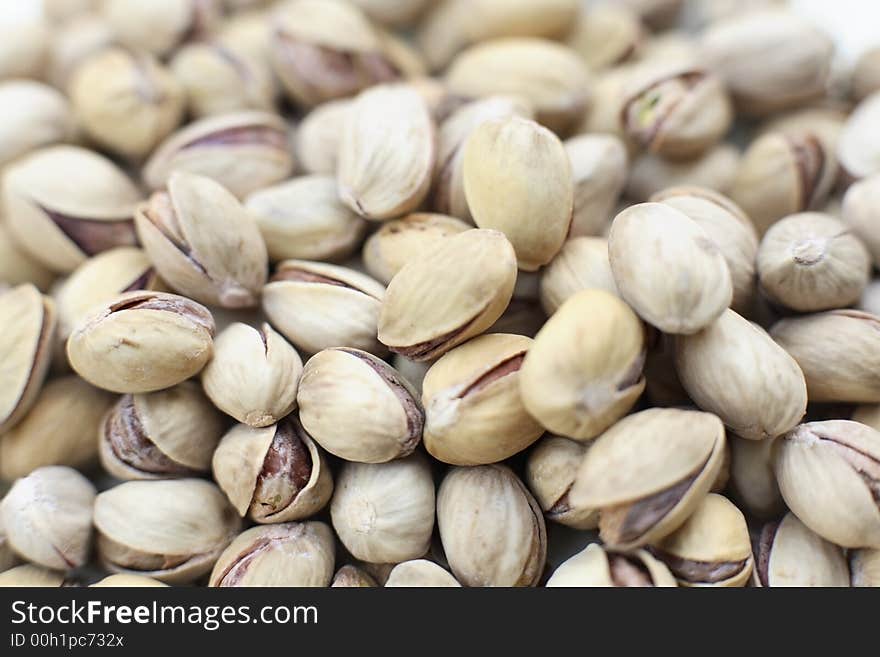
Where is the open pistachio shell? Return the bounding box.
[385,560,461,587]
[546,543,677,587]
[331,564,378,587]
[525,436,598,530]
[539,237,618,316]
[91,574,168,587]
[0,564,67,588]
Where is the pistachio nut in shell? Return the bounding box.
[675,309,806,441]
[0,21,49,80]
[297,348,424,463]
[331,454,435,564]
[626,144,740,202]
[295,99,350,175]
[385,560,461,587]
[0,285,56,435]
[422,333,543,465]
[525,436,598,530]
[99,382,224,481]
[775,420,880,549]
[102,0,220,57]
[94,479,241,584]
[209,522,334,587]
[853,48,880,103]
[571,408,726,550]
[67,291,215,394]
[850,548,880,587]
[463,116,573,271]
[0,223,55,292]
[337,84,435,221]
[0,523,19,572]
[729,436,785,519]
[565,134,628,238]
[331,564,378,587]
[1,466,95,570]
[212,418,332,524]
[262,260,386,356]
[842,174,880,268]
[608,202,733,334]
[546,543,676,587]
[91,574,168,587]
[0,80,74,169]
[437,465,546,587]
[2,146,141,274]
[770,310,880,403]
[378,229,517,361]
[520,290,645,441]
[1,377,113,482]
[539,237,618,316]
[837,91,880,181]
[566,4,642,72]
[46,14,115,88]
[349,0,430,27]
[0,565,66,588]
[753,513,849,587]
[143,111,294,199]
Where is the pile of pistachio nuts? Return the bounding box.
[1,0,880,589]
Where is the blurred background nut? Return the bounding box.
[728,436,785,519]
[91,574,168,587]
[0,521,19,572]
[438,465,546,587]
[547,543,676,587]
[331,564,377,587]
[99,382,224,481]
[0,565,67,588]
[392,355,431,397]
[620,0,682,29]
[0,20,48,80]
[0,224,55,292]
[850,548,880,587]
[102,0,221,57]
[209,522,335,587]
[1,466,95,570]
[0,81,74,169]
[566,4,642,72]
[212,418,332,524]
[47,14,114,88]
[852,48,880,103]
[625,143,740,202]
[94,478,241,584]
[385,560,461,587]
[294,99,350,175]
[539,237,618,316]
[842,174,880,268]
[525,436,598,530]
[44,0,97,24]
[565,134,628,238]
[837,91,880,181]
[349,0,430,27]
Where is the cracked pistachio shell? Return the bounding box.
[571,408,727,550]
[675,309,806,441]
[850,548,880,587]
[0,21,49,80]
[1,377,113,481]
[422,333,543,465]
[525,436,598,530]
[2,146,141,274]
[338,84,435,220]
[203,323,302,427]
[246,175,368,263]
[331,454,435,563]
[378,229,517,361]
[331,564,378,587]
[566,4,642,71]
[775,420,880,548]
[729,435,784,519]
[144,111,294,199]
[0,565,66,588]
[853,48,880,103]
[438,465,547,587]
[136,172,268,308]
[295,99,350,175]
[445,38,592,135]
[67,291,215,394]
[753,513,849,587]
[297,348,424,463]
[0,285,56,435]
[212,418,332,523]
[99,382,224,481]
[463,116,573,271]
[565,134,628,238]
[262,260,386,355]
[839,92,880,182]
[94,479,241,584]
[651,494,752,587]
[385,560,461,587]
[0,81,74,169]
[91,574,168,587]
[757,212,870,312]
[608,203,733,334]
[69,48,185,160]
[364,213,471,286]
[843,174,880,268]
[539,237,618,316]
[102,0,221,57]
[1,466,95,570]
[546,543,676,587]
[520,290,645,441]
[626,143,740,202]
[771,310,880,403]
[0,223,55,292]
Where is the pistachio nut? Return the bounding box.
[564,134,628,238]
[838,92,880,181]
[1,466,95,570]
[297,348,423,463]
[99,382,224,481]
[216,8,273,62]
[566,4,642,72]
[729,435,784,519]
[520,290,645,440]
[47,15,115,88]
[349,0,430,26]
[0,223,55,292]
[608,203,733,334]
[850,548,880,587]
[1,376,113,481]
[337,84,435,220]
[437,464,547,587]
[626,143,740,202]
[295,99,350,175]
[853,48,880,103]
[209,521,334,587]
[0,565,67,588]
[462,116,573,271]
[67,291,215,394]
[331,564,378,587]
[363,213,470,285]
[525,436,598,530]
[842,174,880,268]
[2,146,141,274]
[94,478,241,584]
[102,0,221,57]
[0,285,56,435]
[579,66,630,139]
[331,454,435,563]
[212,418,332,523]
[539,237,618,316]
[143,111,294,199]
[570,408,727,550]
[546,543,676,587]
[445,38,592,135]
[91,574,168,587]
[378,229,517,361]
[0,21,49,80]
[0,80,74,169]
[246,175,368,263]
[753,512,850,587]
[675,309,806,441]
[775,420,880,548]
[385,560,461,587]
[263,260,386,355]
[770,310,880,403]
